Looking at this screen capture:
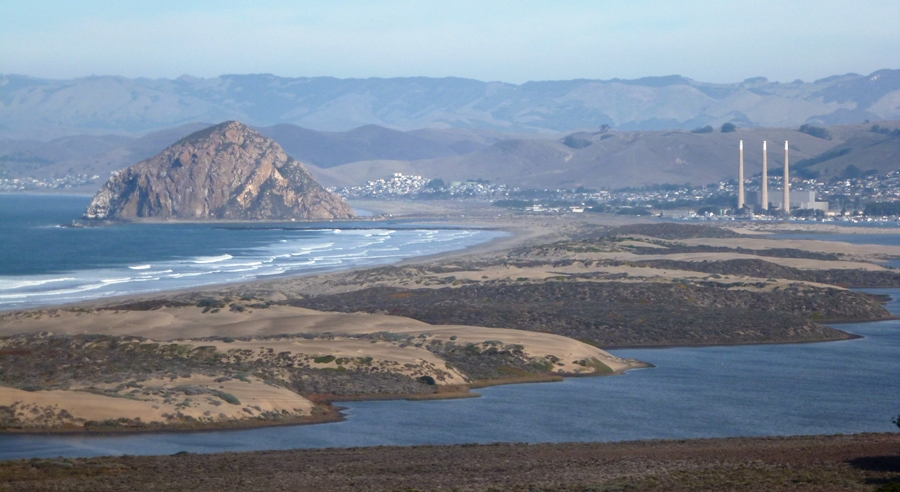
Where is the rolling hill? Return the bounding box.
[315,123,900,189]
[255,124,499,168]
[3,121,898,191]
[1,123,212,184]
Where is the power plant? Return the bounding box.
[739,140,804,214]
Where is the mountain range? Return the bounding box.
[2,70,900,140]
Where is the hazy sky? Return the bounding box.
[2,0,898,84]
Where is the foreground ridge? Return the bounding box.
[1,433,898,491]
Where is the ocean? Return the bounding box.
[0,194,504,310]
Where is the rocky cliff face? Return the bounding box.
[84,121,355,221]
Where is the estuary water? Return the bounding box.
[0,194,503,310]
[1,301,898,460]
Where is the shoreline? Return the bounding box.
[0,322,873,437]
[9,199,900,315]
[0,374,589,437]
[0,318,881,438]
[0,403,347,437]
[0,218,521,313]
[604,329,870,350]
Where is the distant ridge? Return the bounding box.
[2,70,899,139]
[84,121,354,221]
[306,121,900,189]
[6,120,898,192]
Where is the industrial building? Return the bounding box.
[738,140,825,213]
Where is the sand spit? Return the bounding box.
[0,305,641,431]
[0,374,314,430]
[0,304,637,374]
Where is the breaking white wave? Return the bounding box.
[168,271,216,278]
[0,277,77,291]
[221,261,263,268]
[192,254,233,264]
[101,277,134,285]
[135,269,173,275]
[0,227,504,310]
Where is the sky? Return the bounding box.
[1,0,899,84]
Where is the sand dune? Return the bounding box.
[0,304,638,430]
[0,374,314,429]
[0,305,633,374]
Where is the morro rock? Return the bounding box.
[84,121,355,221]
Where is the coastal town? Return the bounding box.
[8,166,900,221]
[0,174,100,192]
[330,170,900,221]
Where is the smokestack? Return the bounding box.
[761,141,768,210]
[783,140,790,214]
[738,140,744,210]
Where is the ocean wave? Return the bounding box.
[101,277,135,285]
[280,260,317,267]
[302,243,335,251]
[1,227,500,310]
[320,251,369,259]
[0,277,77,291]
[222,261,263,268]
[288,243,335,256]
[0,282,109,299]
[191,254,233,264]
[351,240,385,249]
[136,269,173,275]
[168,271,219,278]
[223,267,261,273]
